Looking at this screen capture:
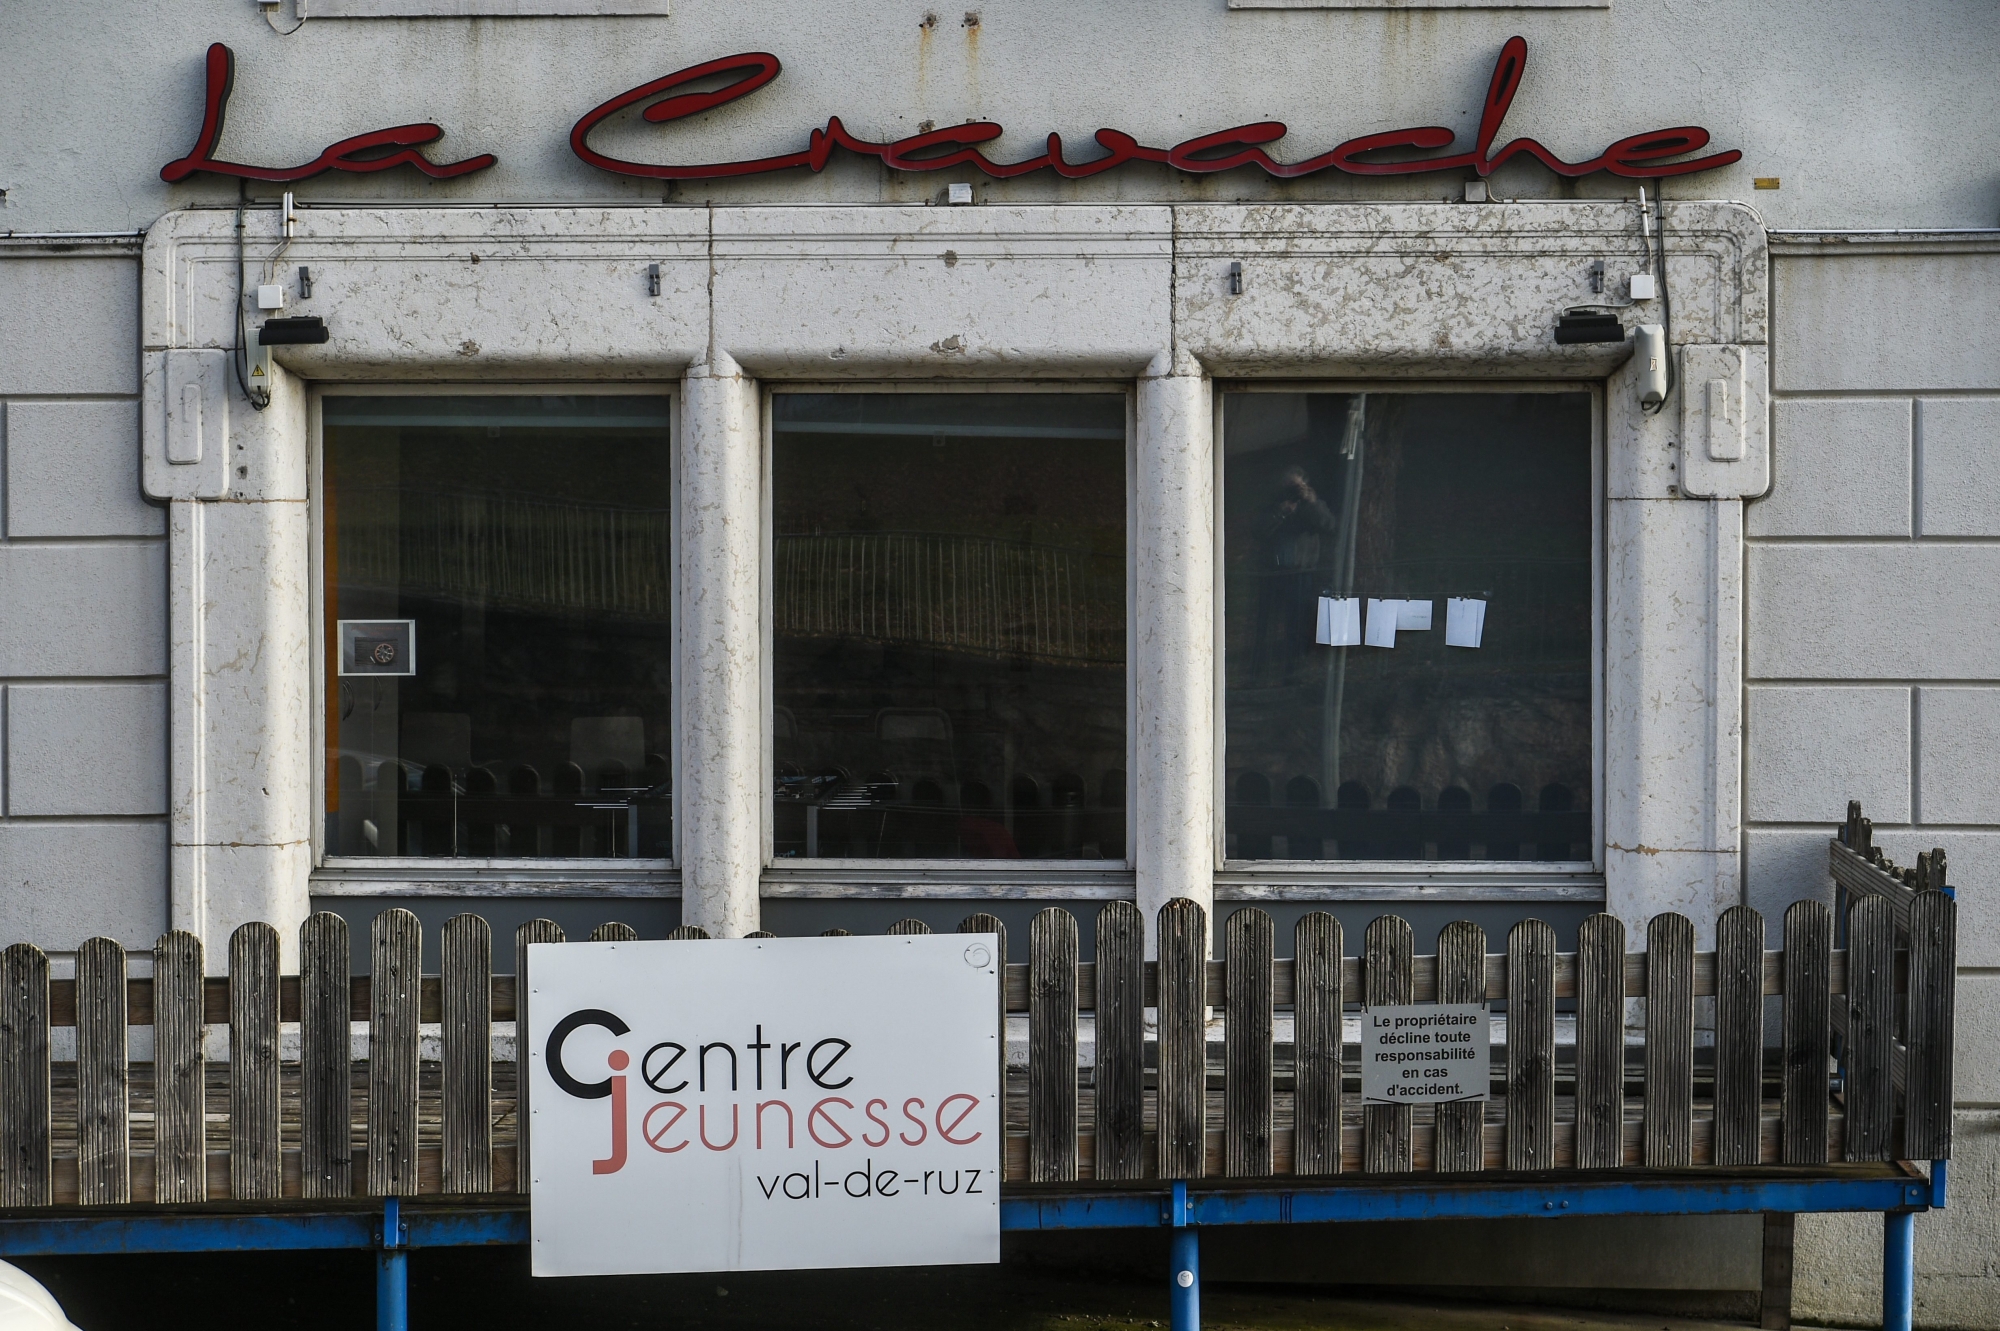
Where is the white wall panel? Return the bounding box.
[0,822,167,948]
[6,682,167,816]
[1746,544,2000,680]
[3,400,161,537]
[0,259,139,395]
[1748,398,1910,537]
[1918,397,2000,537]
[1774,254,2000,393]
[0,542,166,675]
[1917,687,2000,826]
[1952,974,2000,1106]
[1745,686,1910,823]
[1745,826,1999,969]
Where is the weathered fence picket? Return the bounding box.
[1092,901,1146,1182]
[1028,908,1079,1183]
[1781,900,1832,1165]
[368,909,421,1197]
[1505,919,1556,1172]
[1292,912,1343,1177]
[1644,913,1695,1169]
[1155,897,1206,1181]
[1224,908,1274,1179]
[299,912,352,1201]
[1573,912,1624,1170]
[1713,905,1765,1168]
[1434,920,1485,1174]
[1905,888,1957,1159]
[151,930,206,1204]
[229,922,281,1201]
[1845,894,1897,1161]
[75,937,128,1206]
[441,913,493,1195]
[1364,914,1414,1174]
[0,944,51,1206]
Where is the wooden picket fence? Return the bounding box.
[0,803,1954,1208]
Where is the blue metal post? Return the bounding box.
[377,1197,408,1331]
[1169,1180,1199,1331]
[1883,1210,1915,1331]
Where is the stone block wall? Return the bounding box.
[1756,242,2000,1328]
[0,251,168,949]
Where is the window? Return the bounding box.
[322,394,674,860]
[1222,390,1594,863]
[771,392,1127,861]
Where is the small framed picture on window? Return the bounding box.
[338,619,417,677]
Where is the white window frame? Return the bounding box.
[1211,380,1605,903]
[308,382,681,899]
[758,380,1138,900]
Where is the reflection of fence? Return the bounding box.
[1226,806,1589,861]
[339,488,673,620]
[775,532,1122,666]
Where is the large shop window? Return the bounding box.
[322,395,674,860]
[1223,391,1594,864]
[772,393,1128,861]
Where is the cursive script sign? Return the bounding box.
[571,37,1740,183]
[160,44,497,184]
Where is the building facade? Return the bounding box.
[1,1,1995,1322]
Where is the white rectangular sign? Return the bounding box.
[526,934,1001,1277]
[1359,1003,1491,1103]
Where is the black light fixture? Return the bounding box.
[258,316,330,345]
[1553,307,1626,345]
[246,316,330,408]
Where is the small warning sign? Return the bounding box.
[1360,1003,1491,1103]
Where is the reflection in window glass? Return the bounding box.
[324,396,673,859]
[772,393,1127,860]
[1223,392,1592,863]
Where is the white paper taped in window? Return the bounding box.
[1364,599,1398,648]
[1317,596,1362,647]
[1445,598,1487,648]
[1394,599,1434,631]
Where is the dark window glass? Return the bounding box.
[772,393,1127,860]
[324,395,673,859]
[1223,391,1592,863]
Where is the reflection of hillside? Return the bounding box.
[775,531,1124,667]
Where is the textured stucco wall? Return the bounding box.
[0,254,167,948]
[0,1,1996,230]
[1751,243,2000,1328]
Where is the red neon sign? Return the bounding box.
[160,44,497,184]
[571,37,1741,183]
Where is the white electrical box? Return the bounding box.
[257,284,286,311]
[946,182,974,205]
[1678,343,1770,499]
[1629,272,1657,301]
